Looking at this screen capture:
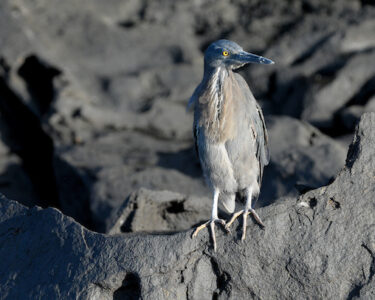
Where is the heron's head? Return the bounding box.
[204,40,274,71]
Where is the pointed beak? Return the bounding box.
[236,51,274,65]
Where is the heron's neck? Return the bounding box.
[203,66,230,121]
[199,66,237,142]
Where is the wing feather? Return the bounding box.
[193,124,200,161]
[234,73,270,184]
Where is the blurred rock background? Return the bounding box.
[0,0,374,233]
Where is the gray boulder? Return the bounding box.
[262,11,375,125]
[58,130,208,232]
[259,116,346,206]
[108,188,211,235]
[338,96,375,132]
[302,50,375,128]
[1,112,374,299]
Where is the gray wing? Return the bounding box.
[193,123,200,161]
[234,73,270,182]
[187,83,202,111]
[190,83,202,160]
[253,101,270,166]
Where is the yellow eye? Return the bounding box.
[222,51,229,56]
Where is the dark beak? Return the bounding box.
[236,51,274,65]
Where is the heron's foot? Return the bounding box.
[192,218,227,252]
[225,209,265,241]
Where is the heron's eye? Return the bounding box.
[222,51,229,56]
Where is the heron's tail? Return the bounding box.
[220,192,235,214]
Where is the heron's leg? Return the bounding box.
[241,187,265,240]
[241,187,252,241]
[192,188,227,252]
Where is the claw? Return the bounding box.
[192,218,227,251]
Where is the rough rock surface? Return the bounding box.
[1,0,375,232]
[108,188,211,235]
[1,113,374,299]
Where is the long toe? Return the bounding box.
[192,218,227,251]
[192,221,210,238]
[250,208,265,228]
[210,221,217,252]
[241,211,248,241]
[225,211,244,231]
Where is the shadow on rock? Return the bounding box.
[0,63,59,208]
[113,273,142,300]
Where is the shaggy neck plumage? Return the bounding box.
[203,65,229,123]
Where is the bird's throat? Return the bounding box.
[199,68,236,142]
[208,67,227,123]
